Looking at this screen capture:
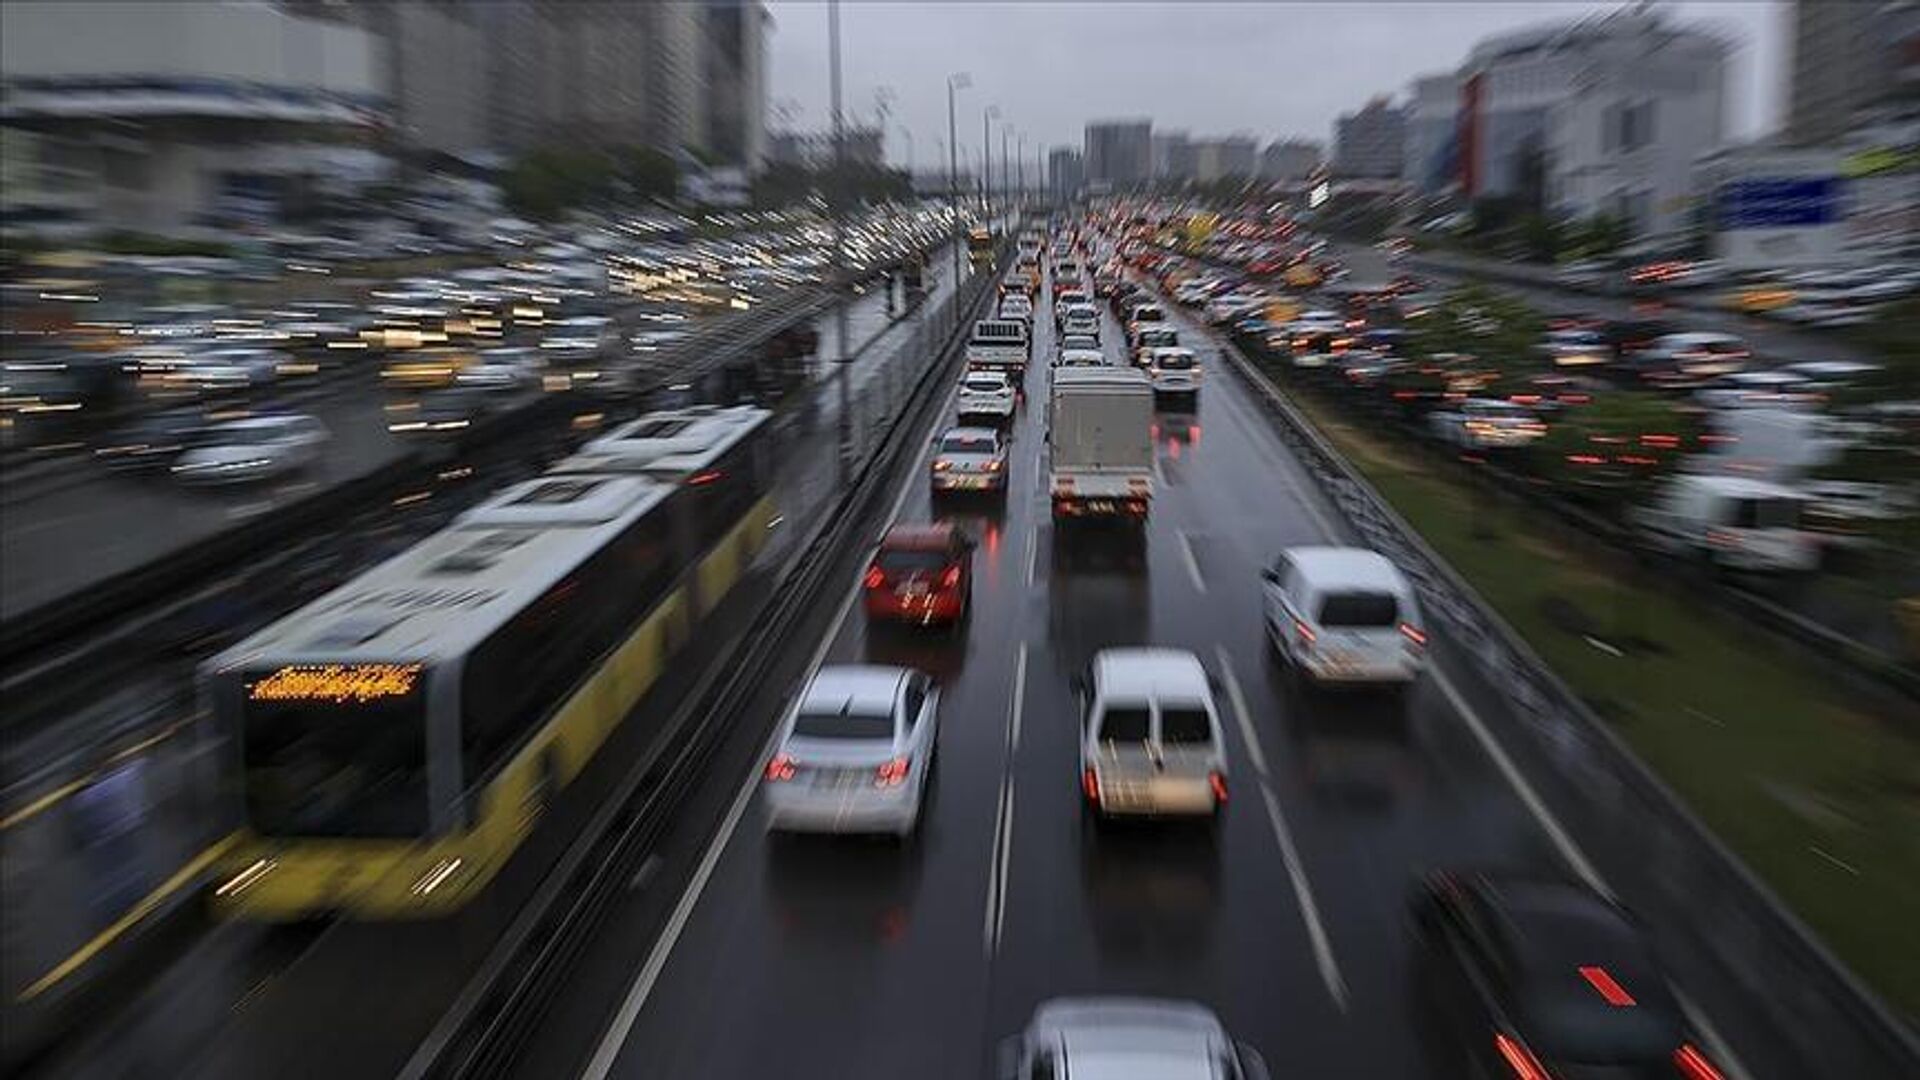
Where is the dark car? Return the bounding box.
[94,406,216,472]
[1597,318,1681,364]
[1410,870,1729,1080]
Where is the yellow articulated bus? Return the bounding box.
[200,405,777,918]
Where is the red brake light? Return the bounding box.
[764,754,797,782]
[864,565,887,589]
[1208,771,1229,803]
[1673,1044,1725,1080]
[1082,766,1100,803]
[687,469,722,486]
[939,565,961,590]
[874,758,909,787]
[1493,1033,1549,1080]
[1578,965,1637,1007]
[1293,619,1317,647]
[1399,622,1427,647]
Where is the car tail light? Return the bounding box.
[1705,528,1742,549]
[1293,619,1317,648]
[1208,771,1229,803]
[1492,1033,1549,1080]
[939,565,961,590]
[932,459,952,471]
[1673,1044,1725,1080]
[765,754,797,782]
[1399,622,1427,647]
[864,565,887,589]
[985,459,1003,472]
[874,758,909,788]
[1082,767,1101,803]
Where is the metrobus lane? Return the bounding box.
[546,286,1054,1080]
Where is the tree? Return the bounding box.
[501,147,616,221]
[621,147,680,202]
[1533,392,1697,515]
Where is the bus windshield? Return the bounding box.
[242,687,430,839]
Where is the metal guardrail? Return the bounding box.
[398,245,1006,1080]
[1215,337,1920,1078]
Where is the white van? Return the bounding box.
[1077,648,1228,821]
[1633,474,1820,572]
[1261,546,1427,689]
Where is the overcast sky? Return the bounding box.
[766,2,1786,170]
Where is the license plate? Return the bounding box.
[1085,499,1116,513]
[900,582,929,596]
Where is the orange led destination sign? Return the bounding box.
[250,663,424,704]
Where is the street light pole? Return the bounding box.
[982,105,998,225]
[1017,133,1026,204]
[829,0,852,473]
[946,72,968,285]
[1001,126,1010,212]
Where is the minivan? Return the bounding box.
[1262,546,1426,689]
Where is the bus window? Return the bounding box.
[242,689,429,838]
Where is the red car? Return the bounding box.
[863,523,973,626]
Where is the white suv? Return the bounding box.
[1077,648,1228,822]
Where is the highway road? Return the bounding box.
[6,240,976,1080]
[492,254,1772,1079]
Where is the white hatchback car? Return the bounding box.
[1262,546,1427,689]
[171,414,329,485]
[1145,346,1201,397]
[763,665,939,837]
[1077,648,1228,822]
[957,369,1016,422]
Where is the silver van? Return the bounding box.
[1076,648,1228,822]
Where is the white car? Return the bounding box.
[1428,398,1547,449]
[998,998,1271,1080]
[1057,332,1100,356]
[1077,648,1228,822]
[957,369,1016,422]
[762,665,939,837]
[1056,348,1107,369]
[1061,310,1102,341]
[1262,546,1427,688]
[1693,370,1816,411]
[929,425,1008,494]
[1145,346,1201,397]
[1535,329,1609,368]
[998,295,1035,325]
[172,414,329,485]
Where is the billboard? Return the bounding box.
[1713,172,1846,269]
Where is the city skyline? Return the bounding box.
[766,1,1785,167]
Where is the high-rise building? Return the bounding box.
[1193,136,1258,183]
[1258,139,1322,183]
[1084,120,1152,187]
[1787,0,1919,143]
[1404,72,1461,194]
[702,0,770,168]
[1152,131,1195,182]
[1048,146,1084,200]
[1452,8,1729,237]
[1333,98,1406,179]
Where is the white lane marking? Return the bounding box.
[1429,669,1609,897]
[1258,781,1349,1011]
[1008,642,1028,754]
[1024,525,1039,590]
[1176,529,1207,593]
[983,779,1014,955]
[581,347,967,1080]
[1213,645,1267,779]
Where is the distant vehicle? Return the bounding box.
[1596,317,1682,365]
[1056,332,1101,357]
[389,388,493,435]
[929,426,1007,496]
[863,522,974,626]
[1428,398,1548,450]
[172,414,329,485]
[1262,546,1426,689]
[1554,259,1614,289]
[1048,366,1154,522]
[957,369,1016,423]
[998,998,1271,1080]
[1535,329,1610,368]
[1124,302,1168,346]
[95,407,215,472]
[997,293,1035,326]
[1077,648,1228,822]
[1692,370,1816,411]
[1145,346,1201,399]
[456,349,540,391]
[1626,332,1750,390]
[965,319,1031,375]
[1632,474,1819,572]
[1130,325,1180,368]
[762,665,939,839]
[1056,348,1107,369]
[1410,870,1731,1080]
[1060,308,1102,341]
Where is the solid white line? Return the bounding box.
[581,348,967,1080]
[1258,781,1349,1011]
[1009,642,1028,754]
[983,779,1014,954]
[1429,669,1610,898]
[1177,529,1207,593]
[1024,525,1039,590]
[1213,645,1268,779]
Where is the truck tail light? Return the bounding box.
[864,565,887,589]
[1081,767,1101,803]
[1399,622,1427,647]
[765,754,797,782]
[874,758,909,788]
